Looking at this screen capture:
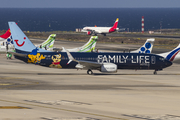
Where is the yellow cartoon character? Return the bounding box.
[49,54,62,68]
[28,53,46,64]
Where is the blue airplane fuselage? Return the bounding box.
[14,51,172,71]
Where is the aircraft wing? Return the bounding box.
[7,51,28,57]
[94,30,102,34]
[63,47,101,69]
[77,60,101,69]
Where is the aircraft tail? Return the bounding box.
[8,22,49,53]
[0,29,11,40]
[131,38,155,53]
[78,36,98,52]
[37,34,56,50]
[158,44,180,62]
[109,18,119,33]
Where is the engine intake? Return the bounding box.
[100,63,117,72]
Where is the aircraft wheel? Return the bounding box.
[92,31,97,35]
[153,70,157,75]
[87,69,93,75]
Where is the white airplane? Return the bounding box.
[82,18,119,36]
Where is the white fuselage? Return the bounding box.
[0,38,6,41]
[0,44,14,52]
[82,27,112,33]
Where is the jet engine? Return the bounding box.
[100,63,117,72]
[87,31,92,35]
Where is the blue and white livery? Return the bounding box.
[131,38,155,53]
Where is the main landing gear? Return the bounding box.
[87,69,93,75]
[102,33,106,36]
[153,70,157,75]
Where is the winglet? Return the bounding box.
[62,47,78,64]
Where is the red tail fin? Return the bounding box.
[112,18,119,29]
[109,18,119,33]
[0,29,11,39]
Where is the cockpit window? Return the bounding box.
[159,57,165,61]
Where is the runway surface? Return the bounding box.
[0,39,180,120]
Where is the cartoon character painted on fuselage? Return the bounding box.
[49,54,62,68]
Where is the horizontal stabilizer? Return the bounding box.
[7,51,27,57]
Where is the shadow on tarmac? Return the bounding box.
[0,72,180,76]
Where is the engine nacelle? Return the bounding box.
[100,63,117,73]
[87,31,92,35]
[75,64,84,69]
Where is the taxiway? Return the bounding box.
[0,39,180,120]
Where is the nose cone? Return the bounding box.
[165,59,172,68]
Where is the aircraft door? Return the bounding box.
[151,56,156,64]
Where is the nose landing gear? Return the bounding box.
[153,70,157,75]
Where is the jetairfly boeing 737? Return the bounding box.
[131,38,155,53]
[82,18,119,36]
[8,22,173,75]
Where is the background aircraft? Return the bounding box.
[61,36,98,52]
[36,34,56,51]
[82,18,119,36]
[0,29,11,41]
[131,38,155,53]
[9,22,172,75]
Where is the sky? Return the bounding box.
[0,0,180,8]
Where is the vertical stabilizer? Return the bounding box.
[78,36,98,52]
[109,18,119,33]
[8,22,49,53]
[37,34,56,50]
[158,44,180,62]
[131,38,155,53]
[112,18,119,29]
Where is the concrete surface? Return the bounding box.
[0,39,180,120]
